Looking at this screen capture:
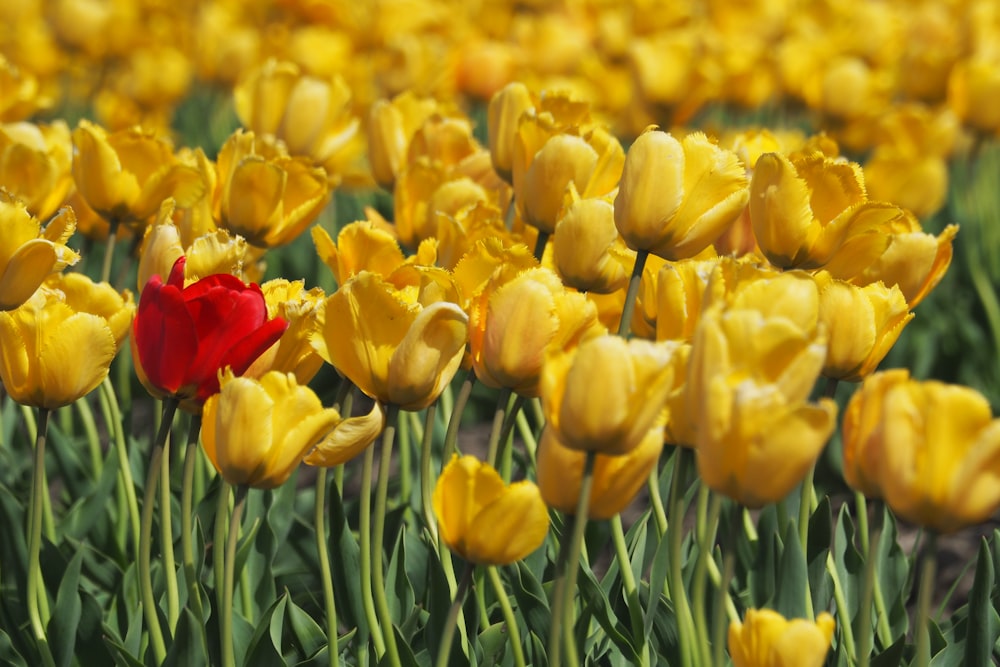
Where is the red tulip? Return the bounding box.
[133,256,288,404]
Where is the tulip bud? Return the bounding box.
[729,609,835,667]
[487,82,534,183]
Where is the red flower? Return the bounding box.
[133,256,288,404]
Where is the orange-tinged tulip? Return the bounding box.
[201,370,342,489]
[729,609,835,667]
[815,274,912,382]
[0,195,78,311]
[312,271,468,410]
[0,273,134,409]
[614,129,749,260]
[433,455,549,565]
[842,370,1000,533]
[537,426,663,520]
[541,335,678,456]
[688,305,836,507]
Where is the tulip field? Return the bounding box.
[3,1,1000,666]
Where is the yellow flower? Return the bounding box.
[312,271,468,411]
[537,427,663,520]
[842,370,1000,533]
[433,455,549,565]
[0,120,73,220]
[551,194,633,294]
[201,370,342,489]
[247,279,326,384]
[214,129,330,248]
[0,273,134,409]
[487,82,534,183]
[949,56,1000,135]
[304,402,387,468]
[729,609,835,667]
[541,335,678,456]
[815,274,912,382]
[469,267,605,398]
[313,220,406,287]
[367,92,442,190]
[614,128,749,260]
[71,120,206,230]
[688,305,836,508]
[0,194,79,311]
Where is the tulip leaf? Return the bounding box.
[403,526,431,603]
[773,522,808,620]
[327,477,366,639]
[644,523,672,642]
[48,548,83,667]
[59,446,118,545]
[833,504,862,624]
[386,532,416,628]
[0,627,27,666]
[162,608,207,667]
[578,564,639,661]
[242,592,287,667]
[875,507,910,639]
[510,560,551,649]
[869,634,905,667]
[287,595,328,658]
[807,497,833,612]
[964,539,999,667]
[477,622,508,666]
[101,633,146,667]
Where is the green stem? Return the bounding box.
[826,550,858,661]
[214,481,230,623]
[75,396,101,479]
[398,408,412,503]
[797,464,816,620]
[668,447,697,667]
[548,450,596,667]
[486,388,513,468]
[358,444,386,655]
[180,415,207,651]
[139,398,179,664]
[487,566,527,667]
[532,229,550,261]
[515,409,538,470]
[692,490,722,667]
[420,402,440,541]
[435,563,475,667]
[161,423,180,633]
[611,514,648,666]
[649,465,668,537]
[20,406,54,542]
[100,217,120,285]
[617,249,649,338]
[101,378,140,559]
[713,549,737,667]
[222,485,248,667]
[913,533,938,667]
[26,408,56,667]
[443,370,476,461]
[372,404,402,667]
[315,470,340,667]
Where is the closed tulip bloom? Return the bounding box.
[541,335,677,456]
[132,256,288,405]
[843,370,1000,533]
[537,426,663,520]
[367,92,441,190]
[655,258,719,342]
[487,82,534,183]
[614,129,749,260]
[433,455,549,565]
[816,274,912,381]
[0,194,78,311]
[201,370,342,489]
[688,306,837,507]
[729,609,835,667]
[551,195,633,294]
[0,120,73,220]
[312,271,468,411]
[214,129,330,248]
[71,120,205,230]
[949,57,1000,135]
[469,267,605,397]
[0,274,134,409]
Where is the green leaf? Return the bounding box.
[833,504,863,626]
[748,507,779,607]
[162,608,208,667]
[876,507,910,640]
[643,525,671,643]
[807,496,833,612]
[964,538,998,667]
[287,595,328,658]
[242,593,287,667]
[327,477,366,640]
[0,627,28,666]
[577,564,639,661]
[773,522,808,620]
[869,634,905,667]
[48,548,84,667]
[386,529,416,626]
[510,560,551,649]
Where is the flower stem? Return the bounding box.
[913,532,938,667]
[667,447,697,667]
[611,514,649,666]
[161,423,180,632]
[373,404,402,667]
[692,489,722,667]
[27,407,56,667]
[315,469,340,667]
[213,481,229,620]
[180,415,207,652]
[435,563,475,667]
[420,402,439,541]
[358,444,386,656]
[532,229,550,261]
[100,217,120,285]
[101,378,140,559]
[487,565,526,667]
[618,249,649,338]
[549,449,597,667]
[443,370,476,461]
[139,397,179,664]
[486,388,512,468]
[222,485,248,667]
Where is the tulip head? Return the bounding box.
[201,370,342,489]
[729,609,835,667]
[551,195,633,294]
[487,82,534,183]
[433,455,549,565]
[0,120,74,220]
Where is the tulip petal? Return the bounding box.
[388,301,468,410]
[0,241,61,310]
[38,312,116,409]
[305,401,385,467]
[463,481,549,565]
[134,278,198,395]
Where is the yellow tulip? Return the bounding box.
[551,194,634,294]
[688,305,836,508]
[0,194,78,311]
[537,427,663,520]
[201,370,342,489]
[729,609,835,667]
[842,370,1000,533]
[247,279,325,384]
[0,120,73,220]
[0,56,49,122]
[541,335,678,456]
[305,402,387,468]
[949,57,1000,135]
[214,129,330,248]
[312,271,468,410]
[71,120,206,230]
[654,257,720,342]
[487,82,534,183]
[815,274,912,382]
[614,128,749,260]
[367,92,443,190]
[433,455,549,565]
[0,273,134,409]
[313,220,406,287]
[469,267,605,398]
